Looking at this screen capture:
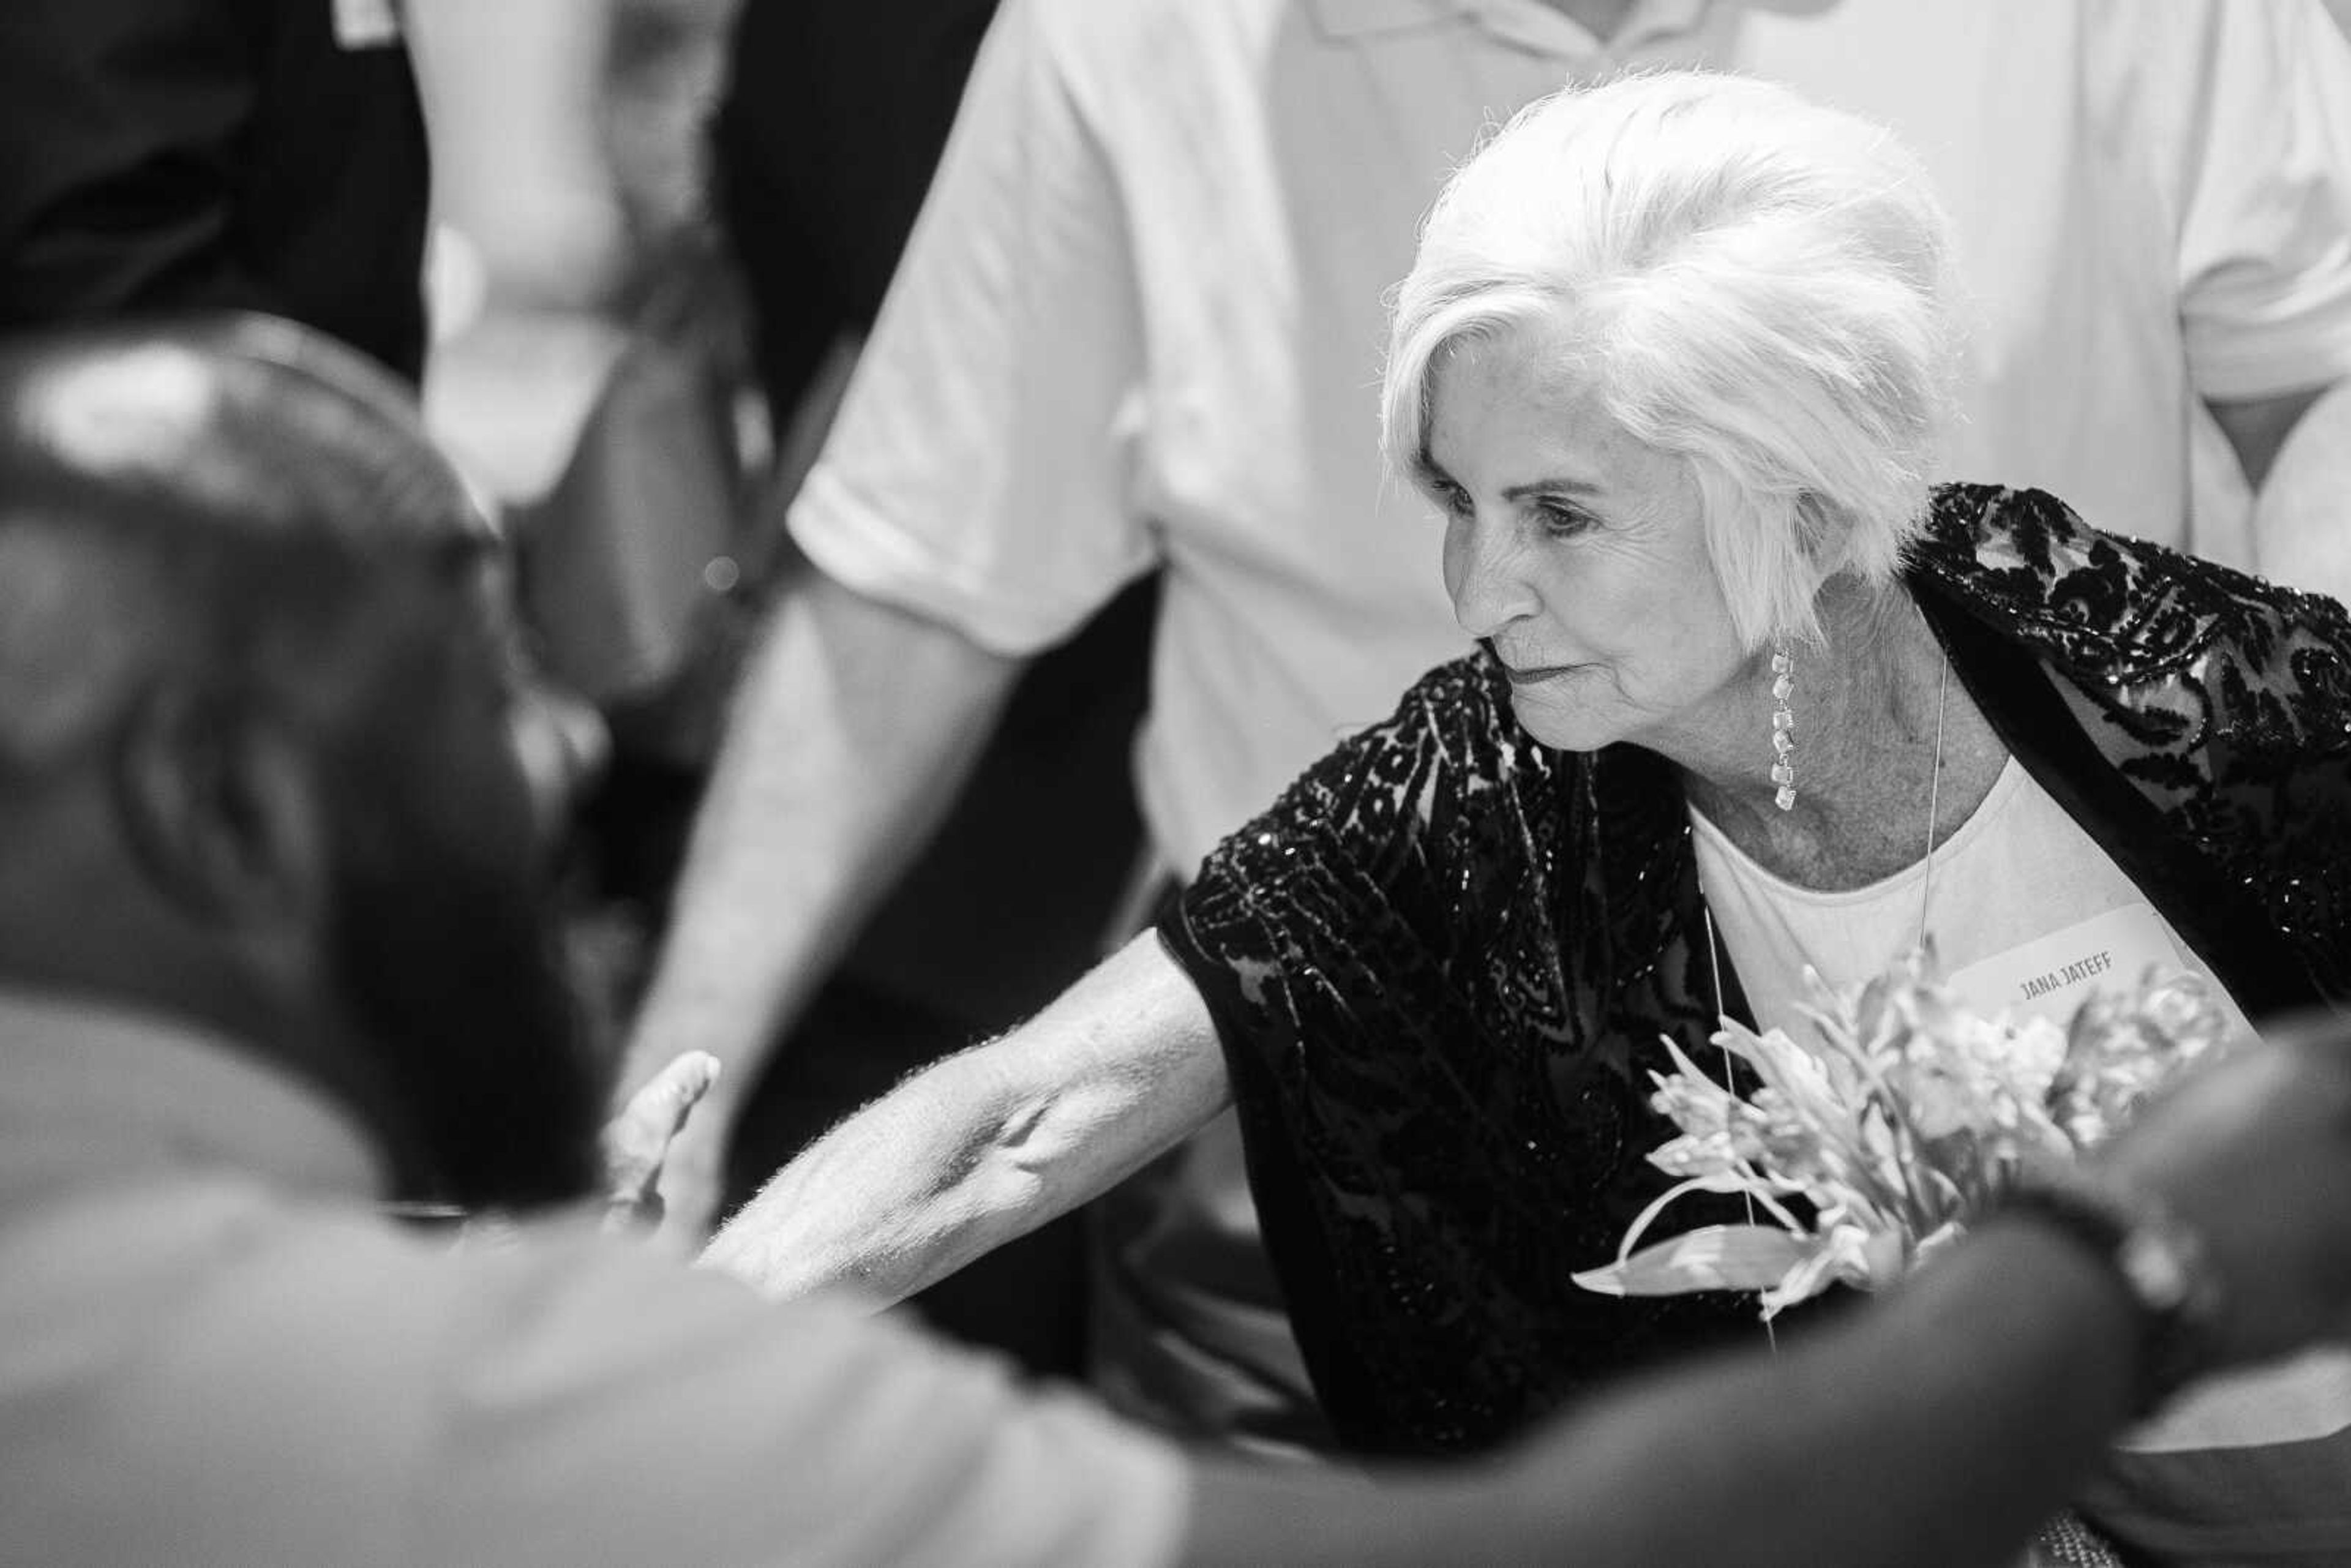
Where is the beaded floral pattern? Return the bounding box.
[1161,484,2351,1457]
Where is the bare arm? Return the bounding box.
[2222,380,2351,601]
[1183,1220,2139,1568]
[403,0,629,307]
[617,569,1027,1232]
[699,933,1230,1302]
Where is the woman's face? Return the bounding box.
[1421,324,1756,758]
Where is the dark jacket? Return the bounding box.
[0,0,429,381]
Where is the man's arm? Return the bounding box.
[1182,1016,2351,1567]
[617,569,1027,1234]
[700,934,1230,1302]
[623,0,1161,1239]
[1185,1220,2141,1568]
[403,0,630,310]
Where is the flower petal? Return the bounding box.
[1572,1225,1817,1297]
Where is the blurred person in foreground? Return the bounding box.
[15,318,2351,1568]
[618,0,2351,1455]
[704,70,2351,1562]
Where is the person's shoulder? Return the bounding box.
[1920,481,2339,627]
[1917,482,2351,726]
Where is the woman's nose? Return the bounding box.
[1446,516,1536,639]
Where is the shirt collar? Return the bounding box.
[1308,0,1719,56]
[0,988,389,1201]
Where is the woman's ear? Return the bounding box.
[1791,490,1839,568]
[111,681,331,932]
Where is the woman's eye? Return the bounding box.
[1436,483,1474,518]
[1538,502,1593,537]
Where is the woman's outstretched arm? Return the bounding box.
[699,933,1229,1303]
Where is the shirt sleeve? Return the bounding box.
[419,1228,1193,1568]
[1159,655,1517,1073]
[2167,0,2351,402]
[784,0,1158,656]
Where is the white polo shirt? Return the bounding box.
[790,0,2351,881]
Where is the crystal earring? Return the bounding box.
[1769,642,1796,811]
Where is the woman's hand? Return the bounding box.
[699,934,1232,1302]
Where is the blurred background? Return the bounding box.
[420,0,731,497]
[419,0,1138,1385]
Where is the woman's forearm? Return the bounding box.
[699,935,1232,1302]
[696,1045,1037,1302]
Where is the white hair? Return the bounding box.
[1382,70,1962,649]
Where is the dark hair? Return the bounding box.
[0,315,493,777]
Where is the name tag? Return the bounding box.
[1947,903,2182,1026]
[334,0,402,50]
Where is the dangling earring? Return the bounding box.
[1769,642,1796,811]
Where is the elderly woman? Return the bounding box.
[706,72,2351,1556]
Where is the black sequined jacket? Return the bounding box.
[1158,484,2351,1457]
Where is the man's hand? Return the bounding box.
[636,1078,734,1240]
[2097,1013,2351,1370]
[602,1051,722,1236]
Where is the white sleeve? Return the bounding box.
[421,1232,1193,1568]
[784,0,1157,656]
[2169,0,2351,401]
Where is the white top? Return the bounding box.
[792,0,2351,879]
[1693,769,2351,1562]
[1689,757,2257,1041]
[0,994,1189,1568]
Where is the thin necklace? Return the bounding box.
[1916,645,1949,955]
[1699,622,1951,1345]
